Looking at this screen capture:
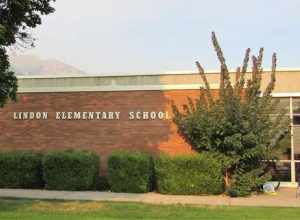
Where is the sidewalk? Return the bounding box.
[0,188,299,207]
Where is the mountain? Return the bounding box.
[9,55,86,75]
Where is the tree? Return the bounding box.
[0,0,56,107]
[172,32,290,196]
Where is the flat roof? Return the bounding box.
[16,69,300,96]
[16,67,300,79]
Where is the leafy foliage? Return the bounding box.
[172,32,290,196]
[0,48,17,107]
[154,153,224,195]
[0,150,43,188]
[42,150,100,191]
[0,0,55,107]
[107,150,153,193]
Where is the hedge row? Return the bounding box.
[0,150,224,195]
[43,150,99,190]
[0,150,99,190]
[154,153,224,195]
[0,151,43,189]
[108,150,153,193]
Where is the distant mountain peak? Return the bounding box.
[9,55,86,76]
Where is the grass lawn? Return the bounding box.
[0,198,299,220]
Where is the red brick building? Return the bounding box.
[0,69,300,186]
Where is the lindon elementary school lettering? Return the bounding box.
[13,111,170,120]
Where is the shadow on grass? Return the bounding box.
[0,198,34,212]
[0,198,106,213]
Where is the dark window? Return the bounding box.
[296,163,300,183]
[271,162,291,182]
[293,115,300,125]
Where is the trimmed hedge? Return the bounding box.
[107,150,153,193]
[0,151,43,188]
[154,153,224,195]
[42,150,99,190]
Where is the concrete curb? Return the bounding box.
[0,188,299,207]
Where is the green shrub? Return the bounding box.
[154,153,224,195]
[42,150,99,190]
[0,151,43,188]
[107,150,153,193]
[227,170,271,197]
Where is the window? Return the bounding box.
[271,162,291,182]
[293,98,300,114]
[293,116,300,125]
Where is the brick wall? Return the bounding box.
[0,90,217,171]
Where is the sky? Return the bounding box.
[20,0,300,74]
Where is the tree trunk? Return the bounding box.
[224,170,231,189]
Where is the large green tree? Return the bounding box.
[0,0,55,107]
[172,32,290,196]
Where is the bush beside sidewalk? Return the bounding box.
[0,150,225,195]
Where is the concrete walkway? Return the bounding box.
[0,188,299,207]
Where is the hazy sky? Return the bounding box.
[21,0,300,74]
